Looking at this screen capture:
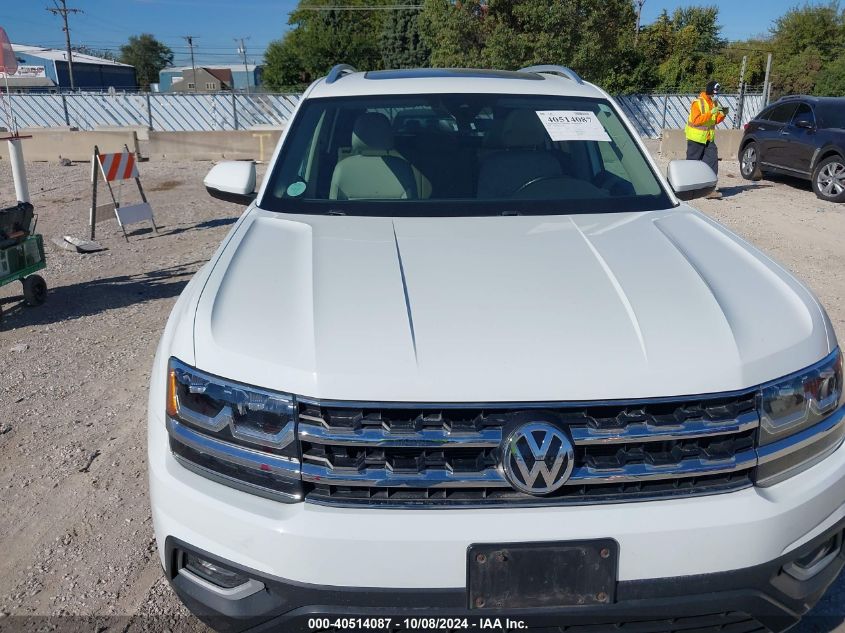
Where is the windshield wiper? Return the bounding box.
[326,209,347,216]
[499,209,522,216]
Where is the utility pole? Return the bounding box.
[735,55,747,128]
[762,52,773,106]
[46,0,83,90]
[635,0,646,45]
[235,37,251,95]
[182,35,198,92]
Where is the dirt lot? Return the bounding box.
[0,155,843,633]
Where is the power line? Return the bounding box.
[46,0,83,89]
[296,4,423,9]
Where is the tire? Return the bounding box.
[22,274,47,307]
[739,142,763,181]
[812,155,845,202]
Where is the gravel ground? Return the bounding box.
[0,155,843,633]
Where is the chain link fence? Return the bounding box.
[2,91,765,138]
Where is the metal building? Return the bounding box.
[6,44,137,92]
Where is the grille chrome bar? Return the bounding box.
[298,411,758,448]
[298,423,502,448]
[301,463,509,488]
[301,449,758,488]
[570,411,760,445]
[570,449,758,483]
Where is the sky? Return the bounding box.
[0,0,823,67]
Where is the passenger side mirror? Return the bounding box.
[204,161,257,205]
[666,160,718,200]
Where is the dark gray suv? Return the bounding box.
[739,95,845,202]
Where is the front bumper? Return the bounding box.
[149,403,845,631]
[164,522,845,633]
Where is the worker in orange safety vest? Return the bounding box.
[685,80,728,199]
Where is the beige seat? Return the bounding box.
[477,110,562,199]
[330,113,418,200]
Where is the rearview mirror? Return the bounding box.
[204,161,257,205]
[666,160,718,200]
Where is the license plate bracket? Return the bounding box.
[467,539,618,609]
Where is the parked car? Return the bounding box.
[149,65,844,633]
[739,95,845,202]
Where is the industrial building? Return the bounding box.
[5,44,137,92]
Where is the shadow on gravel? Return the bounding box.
[0,262,200,328]
[718,183,774,198]
[760,172,815,193]
[152,217,239,239]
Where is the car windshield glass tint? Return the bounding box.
[260,94,673,216]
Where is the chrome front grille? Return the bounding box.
[298,392,759,507]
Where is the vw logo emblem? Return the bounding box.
[501,423,574,495]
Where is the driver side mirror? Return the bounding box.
[795,119,815,130]
[204,161,257,205]
[666,160,718,200]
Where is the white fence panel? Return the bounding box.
[616,93,766,138]
[4,93,301,131]
[5,92,761,137]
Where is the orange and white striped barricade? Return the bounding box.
[90,144,157,241]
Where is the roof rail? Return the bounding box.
[326,64,357,84]
[519,65,583,84]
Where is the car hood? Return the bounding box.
[192,206,834,402]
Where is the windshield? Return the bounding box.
[260,93,673,216]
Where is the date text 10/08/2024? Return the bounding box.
[307,618,529,630]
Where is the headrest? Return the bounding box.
[352,112,393,154]
[500,110,549,148]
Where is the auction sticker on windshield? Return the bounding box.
[536,111,611,142]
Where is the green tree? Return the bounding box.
[262,0,391,92]
[418,0,489,68]
[770,2,845,96]
[638,6,725,92]
[263,34,310,92]
[711,40,769,93]
[118,34,173,91]
[772,1,843,58]
[381,3,430,68]
[814,53,845,95]
[419,0,641,90]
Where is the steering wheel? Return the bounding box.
[511,175,566,198]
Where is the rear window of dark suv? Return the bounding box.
[760,103,798,123]
[816,102,845,130]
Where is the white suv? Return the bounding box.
[148,66,845,633]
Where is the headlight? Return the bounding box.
[165,357,303,502]
[756,349,844,486]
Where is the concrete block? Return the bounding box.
[0,130,140,162]
[660,128,745,162]
[95,125,151,141]
[146,130,282,162]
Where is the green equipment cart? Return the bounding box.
[0,202,47,324]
